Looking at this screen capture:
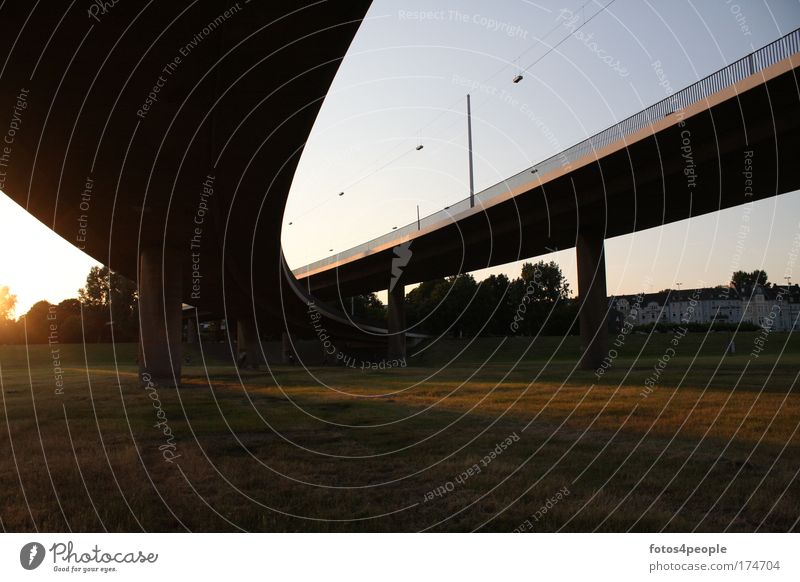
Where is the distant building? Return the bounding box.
[610,284,800,332]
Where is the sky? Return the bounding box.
[2,0,800,316]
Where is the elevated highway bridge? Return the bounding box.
[1,0,798,384]
[294,28,800,369]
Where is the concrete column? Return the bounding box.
[236,313,261,369]
[576,228,609,370]
[138,245,183,386]
[186,317,198,343]
[387,283,406,360]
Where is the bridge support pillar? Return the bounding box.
[576,228,609,370]
[138,245,183,386]
[387,283,406,361]
[236,314,261,369]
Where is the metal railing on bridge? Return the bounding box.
[293,27,800,277]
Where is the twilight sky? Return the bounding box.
[2,0,800,316]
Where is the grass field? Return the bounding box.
[0,331,798,532]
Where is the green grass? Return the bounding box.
[0,332,798,532]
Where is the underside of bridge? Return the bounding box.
[2,3,799,383]
[0,1,380,384]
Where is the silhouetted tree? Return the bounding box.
[79,266,138,341]
[345,293,386,323]
[509,261,572,335]
[732,269,769,289]
[406,278,447,332]
[481,274,514,335]
[520,260,571,302]
[19,300,54,344]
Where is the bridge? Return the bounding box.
[294,28,800,369]
[1,0,799,385]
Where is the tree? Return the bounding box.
[512,261,572,335]
[79,266,137,308]
[0,285,17,320]
[0,286,19,343]
[481,274,514,335]
[520,260,571,302]
[732,269,769,289]
[405,275,480,336]
[345,293,386,323]
[78,266,139,341]
[19,300,54,344]
[52,298,86,343]
[406,278,447,332]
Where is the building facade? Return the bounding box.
[610,285,800,332]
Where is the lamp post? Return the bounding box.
[467,94,475,208]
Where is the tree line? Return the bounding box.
[0,267,138,344]
[0,264,776,344]
[347,261,577,337]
